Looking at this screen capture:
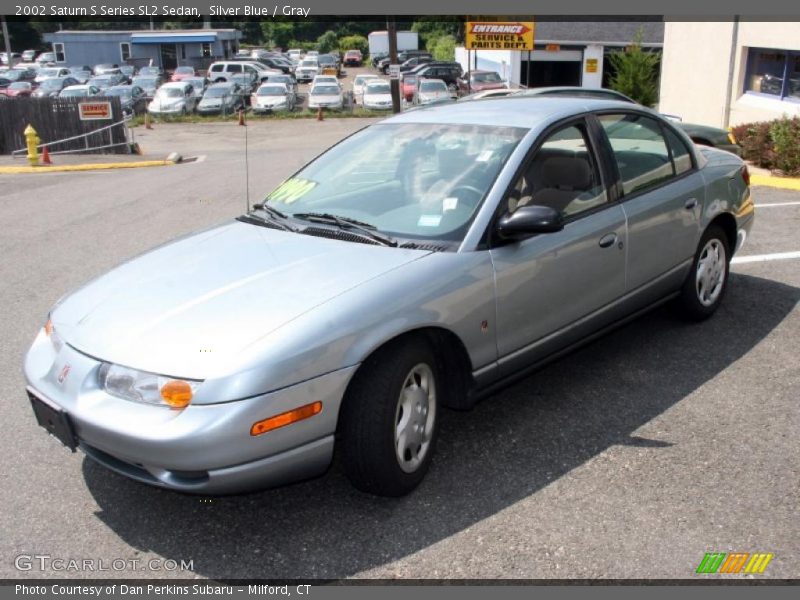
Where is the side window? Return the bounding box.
[664,127,693,175]
[227,64,243,73]
[599,113,674,196]
[210,64,223,73]
[509,122,608,218]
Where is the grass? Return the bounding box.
[128,107,381,127]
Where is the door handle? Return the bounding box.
[598,233,618,248]
[684,198,698,210]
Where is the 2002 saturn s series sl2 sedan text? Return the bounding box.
[25,97,754,497]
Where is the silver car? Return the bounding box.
[25,98,754,497]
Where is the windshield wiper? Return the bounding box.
[291,212,398,247]
[248,202,297,232]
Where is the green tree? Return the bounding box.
[261,22,295,50]
[428,35,456,62]
[316,30,338,53]
[338,35,368,57]
[607,31,660,107]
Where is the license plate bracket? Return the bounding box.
[28,390,77,452]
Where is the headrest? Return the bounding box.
[541,156,592,191]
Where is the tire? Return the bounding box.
[677,225,731,320]
[339,337,440,496]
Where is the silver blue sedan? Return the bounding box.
[25,97,754,496]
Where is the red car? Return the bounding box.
[457,69,506,96]
[0,81,33,97]
[343,50,362,67]
[401,73,418,102]
[170,66,196,82]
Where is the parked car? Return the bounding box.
[170,66,196,82]
[88,73,128,90]
[0,52,21,65]
[295,58,319,83]
[343,50,363,66]
[197,82,245,115]
[377,50,432,74]
[317,54,341,77]
[312,74,339,88]
[23,97,754,497]
[131,75,163,98]
[230,72,258,101]
[308,82,344,110]
[183,76,208,97]
[251,82,295,113]
[362,79,393,110]
[254,56,294,74]
[147,81,198,116]
[0,81,33,97]
[104,85,147,115]
[138,66,163,78]
[352,73,379,104]
[413,62,463,91]
[207,61,276,84]
[2,67,36,83]
[517,87,742,155]
[0,77,11,90]
[400,73,419,102]
[399,56,433,73]
[262,73,297,99]
[59,84,101,98]
[416,78,453,105]
[67,66,93,84]
[32,77,80,97]
[35,52,56,64]
[119,65,136,79]
[93,63,120,76]
[287,49,304,63]
[457,70,506,95]
[22,50,37,62]
[35,67,70,84]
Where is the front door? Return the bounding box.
[490,119,627,377]
[159,44,177,71]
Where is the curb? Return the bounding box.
[750,174,800,191]
[0,159,177,175]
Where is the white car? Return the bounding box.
[362,80,393,110]
[58,84,101,98]
[287,49,303,64]
[352,74,379,105]
[308,83,343,110]
[295,58,319,83]
[416,78,451,105]
[251,83,295,113]
[147,82,198,116]
[34,67,70,83]
[311,74,340,88]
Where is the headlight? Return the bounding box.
[97,363,201,409]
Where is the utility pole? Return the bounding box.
[1,16,13,68]
[387,17,401,113]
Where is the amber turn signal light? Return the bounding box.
[44,317,54,336]
[160,380,194,409]
[250,401,323,436]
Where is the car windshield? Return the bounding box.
[39,69,59,77]
[91,78,111,86]
[261,123,526,241]
[420,81,447,92]
[175,67,193,74]
[133,77,156,87]
[105,88,130,97]
[311,85,339,95]
[40,79,62,89]
[205,87,232,98]
[366,83,390,94]
[158,87,184,98]
[472,72,502,83]
[355,76,376,85]
[140,67,159,76]
[258,86,285,96]
[5,70,24,80]
[60,88,88,97]
[268,76,289,84]
[69,68,88,74]
[300,60,317,68]
[10,82,30,90]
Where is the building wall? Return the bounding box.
[660,22,800,128]
[46,35,132,67]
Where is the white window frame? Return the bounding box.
[53,42,66,63]
[120,42,131,63]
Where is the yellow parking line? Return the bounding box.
[750,174,800,190]
[0,160,175,174]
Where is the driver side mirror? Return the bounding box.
[497,205,563,240]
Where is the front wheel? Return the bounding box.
[676,225,730,320]
[339,338,440,496]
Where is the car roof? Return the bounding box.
[385,96,652,128]
[523,86,634,101]
[162,81,189,88]
[209,81,235,88]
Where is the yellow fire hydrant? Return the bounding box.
[24,124,40,167]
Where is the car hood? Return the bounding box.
[364,93,392,103]
[310,94,341,103]
[255,96,288,105]
[51,220,428,379]
[471,82,505,91]
[150,97,184,109]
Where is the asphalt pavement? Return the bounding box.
[0,120,797,580]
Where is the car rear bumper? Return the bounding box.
[24,330,356,494]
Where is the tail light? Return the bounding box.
[741,165,750,187]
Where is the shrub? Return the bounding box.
[732,116,800,175]
[427,35,456,62]
[316,31,339,54]
[607,31,660,107]
[338,35,368,57]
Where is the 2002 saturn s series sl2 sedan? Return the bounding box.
[25,97,754,497]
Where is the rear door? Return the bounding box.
[490,118,627,377]
[595,112,704,295]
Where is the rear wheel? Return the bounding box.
[677,225,730,320]
[339,338,440,496]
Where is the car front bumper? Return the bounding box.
[24,330,357,494]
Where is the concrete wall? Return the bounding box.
[660,22,800,128]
